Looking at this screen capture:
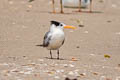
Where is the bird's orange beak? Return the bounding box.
[64,25,76,29]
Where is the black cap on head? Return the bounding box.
[51,21,60,26]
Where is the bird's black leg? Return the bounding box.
[57,50,59,59]
[89,0,92,13]
[50,50,53,59]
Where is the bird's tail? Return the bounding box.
[36,44,44,47]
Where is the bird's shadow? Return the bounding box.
[44,57,67,61]
[40,11,77,15]
[73,10,103,13]
[39,10,103,15]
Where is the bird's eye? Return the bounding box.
[60,24,63,26]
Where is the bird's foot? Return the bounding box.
[60,11,64,14]
[73,10,82,12]
[87,10,92,13]
[50,57,53,59]
[78,10,82,12]
[57,57,59,60]
[52,11,56,13]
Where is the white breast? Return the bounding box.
[47,29,65,50]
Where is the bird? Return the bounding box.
[40,21,76,59]
[52,0,92,13]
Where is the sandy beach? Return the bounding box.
[0,0,120,80]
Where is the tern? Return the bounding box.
[52,0,92,13]
[40,21,76,59]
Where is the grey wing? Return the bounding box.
[43,31,52,47]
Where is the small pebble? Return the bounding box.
[76,19,81,23]
[63,64,68,67]
[68,71,74,75]
[43,63,48,66]
[55,64,58,66]
[79,73,86,76]
[74,69,79,72]
[3,70,10,74]
[99,0,104,3]
[112,4,117,8]
[107,20,112,23]
[71,58,78,61]
[78,24,84,27]
[12,22,16,24]
[27,5,32,8]
[116,32,120,35]
[22,25,27,28]
[38,59,44,62]
[47,71,54,74]
[93,72,98,75]
[76,46,80,48]
[19,71,24,74]
[29,0,34,2]
[90,54,95,56]
[84,31,88,33]
[100,76,106,80]
[24,71,32,74]
[116,76,120,80]
[69,64,75,67]
[9,1,13,4]
[105,78,112,80]
[23,56,26,58]
[61,69,64,73]
[11,70,19,73]
[70,31,74,33]
[63,75,67,78]
[104,54,111,58]
[74,72,80,77]
[26,10,30,12]
[54,76,60,79]
[0,63,9,66]
[27,63,36,66]
[118,64,120,67]
[56,70,61,73]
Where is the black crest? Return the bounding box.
[51,21,60,26]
